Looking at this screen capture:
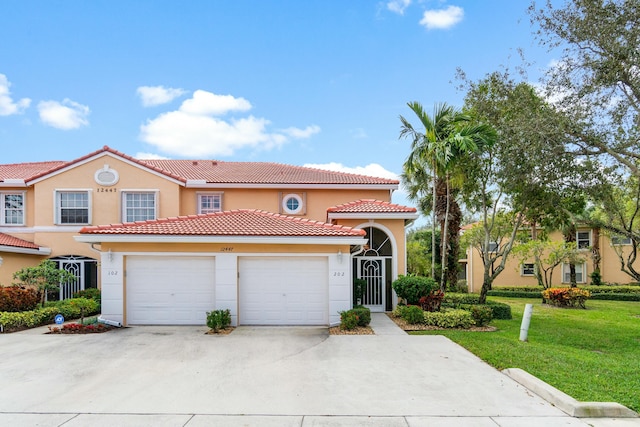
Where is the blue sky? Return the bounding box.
[0,1,556,211]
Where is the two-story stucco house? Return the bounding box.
[0,146,416,326]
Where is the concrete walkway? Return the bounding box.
[0,315,637,427]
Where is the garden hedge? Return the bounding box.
[487,285,640,301]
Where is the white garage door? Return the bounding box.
[126,256,215,325]
[239,257,328,325]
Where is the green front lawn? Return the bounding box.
[410,297,640,412]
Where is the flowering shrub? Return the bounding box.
[48,322,111,334]
[542,287,591,309]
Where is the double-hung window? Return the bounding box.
[56,191,90,225]
[521,263,535,276]
[123,191,157,222]
[563,262,586,284]
[198,193,222,214]
[577,230,591,249]
[1,192,25,225]
[612,234,632,245]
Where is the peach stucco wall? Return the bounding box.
[465,228,640,292]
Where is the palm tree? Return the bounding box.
[401,102,496,290]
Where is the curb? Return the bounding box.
[503,368,638,418]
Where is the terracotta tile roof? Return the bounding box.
[79,209,366,237]
[327,199,417,214]
[0,233,40,250]
[0,161,66,182]
[141,159,398,185]
[1,146,398,186]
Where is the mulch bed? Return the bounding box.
[329,325,374,335]
[386,313,497,332]
[47,323,114,334]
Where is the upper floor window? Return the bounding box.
[1,192,24,225]
[521,263,535,276]
[611,234,632,245]
[198,193,222,214]
[562,262,586,284]
[123,191,156,222]
[281,193,305,215]
[577,230,591,249]
[56,191,90,225]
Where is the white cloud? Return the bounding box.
[140,90,319,157]
[350,128,368,139]
[281,125,321,139]
[137,85,186,107]
[387,0,411,15]
[37,99,90,130]
[419,5,464,30]
[304,162,400,182]
[0,74,31,116]
[135,152,170,160]
[180,90,251,116]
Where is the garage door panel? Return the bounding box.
[239,257,328,325]
[126,256,215,325]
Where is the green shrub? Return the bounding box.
[392,275,437,305]
[448,280,469,293]
[441,294,512,320]
[351,306,371,327]
[401,305,425,324]
[486,301,512,319]
[206,309,231,332]
[590,293,640,301]
[391,305,407,318]
[442,293,481,306]
[487,290,542,298]
[339,310,360,330]
[542,287,591,308]
[0,286,39,312]
[590,271,603,286]
[470,305,493,326]
[424,309,474,328]
[73,288,101,303]
[353,279,366,304]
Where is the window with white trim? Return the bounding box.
[197,193,222,214]
[281,193,305,215]
[562,262,586,284]
[1,192,24,225]
[611,234,632,245]
[521,263,535,276]
[123,192,156,222]
[577,230,591,249]
[56,191,90,225]
[487,241,499,253]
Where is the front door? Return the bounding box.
[357,257,385,312]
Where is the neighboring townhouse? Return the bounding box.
[462,225,640,292]
[0,146,417,326]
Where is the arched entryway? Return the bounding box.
[353,224,395,312]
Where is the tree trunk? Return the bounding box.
[440,175,451,291]
[564,224,577,287]
[431,164,437,281]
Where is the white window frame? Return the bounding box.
[281,193,305,215]
[611,234,632,246]
[521,263,535,277]
[54,189,92,225]
[562,262,586,284]
[1,192,25,226]
[197,192,223,214]
[487,241,499,253]
[121,190,158,222]
[576,230,591,250]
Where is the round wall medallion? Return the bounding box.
[94,165,119,186]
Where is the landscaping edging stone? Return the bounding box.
[502,368,639,418]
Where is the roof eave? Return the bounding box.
[74,235,367,245]
[0,245,52,255]
[184,183,398,190]
[328,212,419,220]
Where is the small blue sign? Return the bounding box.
[54,314,64,325]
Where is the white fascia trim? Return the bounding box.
[27,152,185,186]
[74,235,367,245]
[0,179,26,187]
[184,183,398,190]
[2,226,84,233]
[0,245,51,255]
[328,212,419,220]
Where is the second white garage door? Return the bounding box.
[126,256,215,325]
[239,257,328,325]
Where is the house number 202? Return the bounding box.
[333,272,345,276]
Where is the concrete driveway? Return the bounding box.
[0,316,635,426]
